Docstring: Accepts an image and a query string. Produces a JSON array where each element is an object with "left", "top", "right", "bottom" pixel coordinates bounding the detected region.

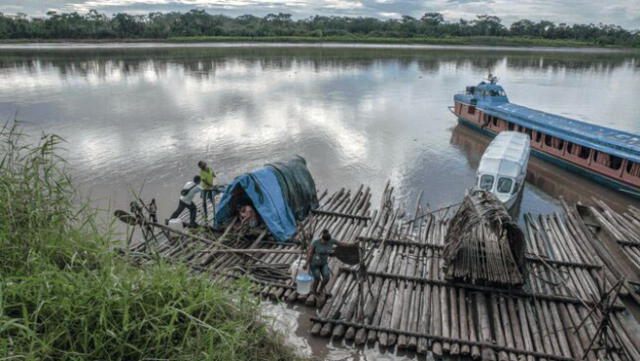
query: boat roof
[
  {"left": 478, "top": 132, "right": 530, "bottom": 178},
  {"left": 454, "top": 81, "right": 640, "bottom": 163},
  {"left": 484, "top": 103, "right": 640, "bottom": 163}
]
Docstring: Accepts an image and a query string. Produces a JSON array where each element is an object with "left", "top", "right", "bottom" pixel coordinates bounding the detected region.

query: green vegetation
[
  {"left": 0, "top": 10, "right": 639, "bottom": 48},
  {"left": 0, "top": 124, "right": 302, "bottom": 360},
  {"left": 167, "top": 35, "right": 600, "bottom": 48}
]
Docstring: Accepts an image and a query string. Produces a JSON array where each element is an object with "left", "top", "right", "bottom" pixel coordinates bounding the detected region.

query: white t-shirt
[{"left": 180, "top": 181, "right": 202, "bottom": 205}]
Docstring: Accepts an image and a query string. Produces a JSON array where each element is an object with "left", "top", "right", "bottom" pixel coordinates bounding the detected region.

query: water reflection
[
  {"left": 0, "top": 47, "right": 637, "bottom": 80},
  {"left": 0, "top": 45, "right": 638, "bottom": 225}
]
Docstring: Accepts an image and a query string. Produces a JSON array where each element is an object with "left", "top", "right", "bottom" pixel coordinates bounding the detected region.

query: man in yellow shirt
[{"left": 198, "top": 160, "right": 217, "bottom": 221}]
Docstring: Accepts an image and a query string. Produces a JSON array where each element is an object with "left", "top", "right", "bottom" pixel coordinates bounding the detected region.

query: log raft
[{"left": 127, "top": 184, "right": 640, "bottom": 361}]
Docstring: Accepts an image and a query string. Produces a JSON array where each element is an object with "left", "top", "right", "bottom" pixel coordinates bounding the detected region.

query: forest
[{"left": 0, "top": 10, "right": 638, "bottom": 47}]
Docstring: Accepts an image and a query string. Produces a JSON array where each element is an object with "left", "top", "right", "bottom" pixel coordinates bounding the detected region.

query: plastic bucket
[
  {"left": 168, "top": 218, "right": 184, "bottom": 232},
  {"left": 295, "top": 273, "right": 314, "bottom": 295}
]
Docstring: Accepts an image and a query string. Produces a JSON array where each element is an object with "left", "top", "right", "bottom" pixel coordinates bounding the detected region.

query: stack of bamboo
[
  {"left": 586, "top": 200, "right": 640, "bottom": 271},
  {"left": 442, "top": 189, "right": 525, "bottom": 286}
]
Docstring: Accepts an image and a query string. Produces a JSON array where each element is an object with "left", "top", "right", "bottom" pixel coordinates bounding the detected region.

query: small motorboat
[{"left": 476, "top": 131, "right": 530, "bottom": 210}]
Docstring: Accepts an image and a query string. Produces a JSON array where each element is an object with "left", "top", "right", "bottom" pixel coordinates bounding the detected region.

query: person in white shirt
[{"left": 168, "top": 175, "right": 202, "bottom": 227}]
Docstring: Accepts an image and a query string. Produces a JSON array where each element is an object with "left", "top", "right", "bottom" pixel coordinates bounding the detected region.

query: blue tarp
[
  {"left": 214, "top": 156, "right": 318, "bottom": 242},
  {"left": 214, "top": 167, "right": 296, "bottom": 242}
]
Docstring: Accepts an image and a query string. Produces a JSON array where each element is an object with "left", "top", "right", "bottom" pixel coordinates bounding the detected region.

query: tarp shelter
[{"left": 214, "top": 156, "right": 319, "bottom": 242}]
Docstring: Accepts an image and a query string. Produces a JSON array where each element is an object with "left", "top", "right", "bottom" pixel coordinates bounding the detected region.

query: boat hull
[{"left": 457, "top": 117, "right": 640, "bottom": 199}]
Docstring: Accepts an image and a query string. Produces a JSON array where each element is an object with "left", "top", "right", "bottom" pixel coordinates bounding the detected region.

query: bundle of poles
[
  {"left": 123, "top": 183, "right": 640, "bottom": 361},
  {"left": 442, "top": 189, "right": 525, "bottom": 286}
]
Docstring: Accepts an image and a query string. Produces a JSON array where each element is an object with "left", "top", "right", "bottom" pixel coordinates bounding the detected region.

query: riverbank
[
  {"left": 0, "top": 125, "right": 304, "bottom": 361},
  {"left": 1, "top": 35, "right": 638, "bottom": 49},
  {"left": 169, "top": 35, "right": 639, "bottom": 48}
]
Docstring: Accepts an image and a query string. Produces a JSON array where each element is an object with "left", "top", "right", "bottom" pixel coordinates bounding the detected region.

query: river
[{"left": 1, "top": 43, "right": 639, "bottom": 359}]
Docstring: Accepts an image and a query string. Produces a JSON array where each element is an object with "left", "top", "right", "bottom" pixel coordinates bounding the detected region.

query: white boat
[{"left": 476, "top": 131, "right": 531, "bottom": 209}]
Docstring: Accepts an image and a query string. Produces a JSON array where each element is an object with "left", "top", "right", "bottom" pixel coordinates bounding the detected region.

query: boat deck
[{"left": 127, "top": 185, "right": 640, "bottom": 361}]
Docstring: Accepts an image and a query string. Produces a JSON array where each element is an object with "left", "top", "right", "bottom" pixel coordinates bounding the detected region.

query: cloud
[
  {"left": 324, "top": 0, "right": 363, "bottom": 9},
  {"left": 1, "top": 0, "right": 639, "bottom": 29},
  {"left": 447, "top": 0, "right": 494, "bottom": 4}
]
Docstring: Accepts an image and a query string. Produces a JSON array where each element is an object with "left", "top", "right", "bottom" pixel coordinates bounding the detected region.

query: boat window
[
  {"left": 554, "top": 138, "right": 564, "bottom": 150},
  {"left": 579, "top": 146, "right": 590, "bottom": 159},
  {"left": 627, "top": 161, "right": 640, "bottom": 177},
  {"left": 544, "top": 134, "right": 553, "bottom": 147},
  {"left": 567, "top": 142, "right": 574, "bottom": 154},
  {"left": 499, "top": 90, "right": 506, "bottom": 97},
  {"left": 525, "top": 128, "right": 533, "bottom": 139},
  {"left": 508, "top": 122, "right": 515, "bottom": 131},
  {"left": 512, "top": 182, "right": 519, "bottom": 195},
  {"left": 468, "top": 106, "right": 476, "bottom": 115},
  {"left": 593, "top": 151, "right": 611, "bottom": 167},
  {"left": 609, "top": 155, "right": 623, "bottom": 170},
  {"left": 479, "top": 175, "right": 494, "bottom": 191},
  {"left": 492, "top": 116, "right": 498, "bottom": 127},
  {"left": 497, "top": 177, "right": 513, "bottom": 193},
  {"left": 489, "top": 90, "right": 499, "bottom": 96},
  {"left": 535, "top": 132, "right": 542, "bottom": 143}
]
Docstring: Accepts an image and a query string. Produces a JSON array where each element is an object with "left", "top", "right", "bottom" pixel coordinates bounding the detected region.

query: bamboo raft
[{"left": 125, "top": 184, "right": 640, "bottom": 361}]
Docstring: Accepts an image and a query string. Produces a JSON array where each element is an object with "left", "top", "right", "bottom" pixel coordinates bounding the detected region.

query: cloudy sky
[{"left": 2, "top": 0, "right": 639, "bottom": 29}]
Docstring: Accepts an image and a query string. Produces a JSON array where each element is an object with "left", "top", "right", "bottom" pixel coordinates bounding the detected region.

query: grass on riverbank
[{"left": 0, "top": 124, "right": 304, "bottom": 361}]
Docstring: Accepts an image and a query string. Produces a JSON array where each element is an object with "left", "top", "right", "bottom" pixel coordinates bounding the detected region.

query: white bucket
[
  {"left": 168, "top": 218, "right": 184, "bottom": 232},
  {"left": 295, "top": 273, "right": 314, "bottom": 295},
  {"left": 289, "top": 258, "right": 305, "bottom": 279}
]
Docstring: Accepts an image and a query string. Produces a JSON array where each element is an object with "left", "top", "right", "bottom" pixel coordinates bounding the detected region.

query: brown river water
[{"left": 1, "top": 43, "right": 639, "bottom": 359}]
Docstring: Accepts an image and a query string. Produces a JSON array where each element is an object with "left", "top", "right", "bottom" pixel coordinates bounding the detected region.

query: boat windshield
[
  {"left": 479, "top": 174, "right": 494, "bottom": 191},
  {"left": 497, "top": 177, "right": 513, "bottom": 193}
]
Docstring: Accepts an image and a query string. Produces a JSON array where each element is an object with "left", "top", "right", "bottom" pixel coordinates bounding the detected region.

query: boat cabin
[
  {"left": 476, "top": 131, "right": 531, "bottom": 209},
  {"left": 459, "top": 75, "right": 510, "bottom": 111}
]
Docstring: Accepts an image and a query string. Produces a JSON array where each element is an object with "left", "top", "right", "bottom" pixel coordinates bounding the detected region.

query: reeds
[{"left": 0, "top": 123, "right": 303, "bottom": 361}]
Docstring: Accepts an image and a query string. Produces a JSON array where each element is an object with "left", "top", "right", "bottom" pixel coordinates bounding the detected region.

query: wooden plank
[
  {"left": 308, "top": 318, "right": 577, "bottom": 361},
  {"left": 338, "top": 268, "right": 625, "bottom": 311},
  {"left": 311, "top": 209, "right": 371, "bottom": 222}
]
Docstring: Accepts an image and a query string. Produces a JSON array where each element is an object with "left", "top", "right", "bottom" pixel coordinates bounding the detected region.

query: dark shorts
[{"left": 310, "top": 263, "right": 330, "bottom": 280}]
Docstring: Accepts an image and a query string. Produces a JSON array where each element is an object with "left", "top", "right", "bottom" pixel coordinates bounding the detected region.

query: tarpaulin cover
[
  {"left": 214, "top": 156, "right": 318, "bottom": 242},
  {"left": 266, "top": 156, "right": 319, "bottom": 221}
]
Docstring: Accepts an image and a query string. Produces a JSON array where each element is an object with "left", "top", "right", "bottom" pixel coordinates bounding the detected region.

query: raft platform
[{"left": 127, "top": 184, "right": 640, "bottom": 361}]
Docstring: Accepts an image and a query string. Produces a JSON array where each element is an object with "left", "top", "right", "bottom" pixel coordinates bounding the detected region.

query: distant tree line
[{"left": 0, "top": 10, "right": 638, "bottom": 46}]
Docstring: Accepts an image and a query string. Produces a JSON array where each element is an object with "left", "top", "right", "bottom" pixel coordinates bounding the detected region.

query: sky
[{"left": 1, "top": 0, "right": 639, "bottom": 29}]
